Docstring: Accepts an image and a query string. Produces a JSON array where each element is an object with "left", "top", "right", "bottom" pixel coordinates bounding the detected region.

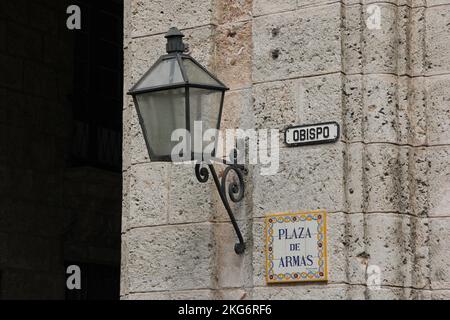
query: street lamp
[{"left": 128, "top": 27, "right": 246, "bottom": 254}]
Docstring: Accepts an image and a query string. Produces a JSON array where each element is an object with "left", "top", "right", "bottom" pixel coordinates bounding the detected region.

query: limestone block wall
[{"left": 122, "top": 0, "right": 450, "bottom": 300}]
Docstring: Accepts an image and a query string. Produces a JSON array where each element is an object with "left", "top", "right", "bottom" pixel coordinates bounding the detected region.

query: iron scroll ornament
[{"left": 195, "top": 162, "right": 246, "bottom": 255}]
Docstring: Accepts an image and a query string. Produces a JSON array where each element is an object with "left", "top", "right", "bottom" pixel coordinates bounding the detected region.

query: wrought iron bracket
[{"left": 195, "top": 160, "right": 246, "bottom": 255}]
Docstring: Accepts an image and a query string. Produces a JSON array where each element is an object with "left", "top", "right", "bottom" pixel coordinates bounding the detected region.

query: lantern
[{"left": 128, "top": 27, "right": 228, "bottom": 162}]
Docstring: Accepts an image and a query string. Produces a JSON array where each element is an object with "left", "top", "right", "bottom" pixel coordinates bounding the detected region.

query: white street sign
[{"left": 285, "top": 122, "right": 340, "bottom": 146}]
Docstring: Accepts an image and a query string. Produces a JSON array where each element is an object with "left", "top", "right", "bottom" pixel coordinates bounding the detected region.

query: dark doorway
[{"left": 0, "top": 0, "right": 123, "bottom": 300}]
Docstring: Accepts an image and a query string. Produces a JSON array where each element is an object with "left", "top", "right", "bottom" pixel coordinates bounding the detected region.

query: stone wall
[{"left": 122, "top": 0, "right": 450, "bottom": 300}]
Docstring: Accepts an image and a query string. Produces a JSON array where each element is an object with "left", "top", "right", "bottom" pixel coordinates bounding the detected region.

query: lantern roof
[{"left": 128, "top": 28, "right": 229, "bottom": 95}]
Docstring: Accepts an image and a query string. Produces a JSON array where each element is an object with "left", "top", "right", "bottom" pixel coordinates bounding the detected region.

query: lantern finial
[{"left": 165, "top": 27, "right": 185, "bottom": 54}]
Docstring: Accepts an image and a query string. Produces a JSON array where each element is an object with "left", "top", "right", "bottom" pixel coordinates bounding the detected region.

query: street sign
[
  {"left": 266, "top": 211, "right": 328, "bottom": 284},
  {"left": 285, "top": 122, "right": 340, "bottom": 147}
]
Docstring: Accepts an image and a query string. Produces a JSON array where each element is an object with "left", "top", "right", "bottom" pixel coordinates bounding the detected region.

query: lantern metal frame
[
  {"left": 128, "top": 27, "right": 229, "bottom": 162},
  {"left": 129, "top": 53, "right": 228, "bottom": 162},
  {"left": 195, "top": 152, "right": 247, "bottom": 255},
  {"left": 127, "top": 27, "right": 246, "bottom": 254}
]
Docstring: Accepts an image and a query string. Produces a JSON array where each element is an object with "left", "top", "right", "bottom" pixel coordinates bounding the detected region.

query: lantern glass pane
[
  {"left": 189, "top": 88, "right": 223, "bottom": 158},
  {"left": 136, "top": 88, "right": 186, "bottom": 158},
  {"left": 134, "top": 58, "right": 183, "bottom": 90},
  {"left": 183, "top": 59, "right": 221, "bottom": 86}
]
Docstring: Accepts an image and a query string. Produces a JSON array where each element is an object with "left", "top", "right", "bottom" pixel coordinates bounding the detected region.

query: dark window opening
[{"left": 69, "top": 0, "right": 123, "bottom": 172}]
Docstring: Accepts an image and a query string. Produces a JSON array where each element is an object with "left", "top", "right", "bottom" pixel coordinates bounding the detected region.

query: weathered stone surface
[
  {"left": 411, "top": 217, "right": 431, "bottom": 289},
  {"left": 252, "top": 284, "right": 365, "bottom": 300},
  {"left": 342, "top": 5, "right": 363, "bottom": 75},
  {"left": 215, "top": 22, "right": 252, "bottom": 90},
  {"left": 399, "top": 77, "right": 427, "bottom": 146},
  {"left": 128, "top": 163, "right": 170, "bottom": 229},
  {"left": 360, "top": 144, "right": 413, "bottom": 214},
  {"left": 342, "top": 4, "right": 425, "bottom": 76},
  {"left": 214, "top": 222, "right": 253, "bottom": 288},
  {"left": 126, "top": 105, "right": 150, "bottom": 165},
  {"left": 253, "top": 0, "right": 297, "bottom": 17},
  {"left": 124, "top": 0, "right": 133, "bottom": 45},
  {"left": 253, "top": 74, "right": 342, "bottom": 132},
  {"left": 122, "top": 175, "right": 131, "bottom": 235},
  {"left": 427, "top": 0, "right": 450, "bottom": 5},
  {"left": 127, "top": 290, "right": 216, "bottom": 300},
  {"left": 344, "top": 213, "right": 368, "bottom": 284},
  {"left": 220, "top": 89, "right": 254, "bottom": 131},
  {"left": 252, "top": 144, "right": 346, "bottom": 218},
  {"left": 343, "top": 75, "right": 428, "bottom": 145},
  {"left": 365, "top": 214, "right": 416, "bottom": 287},
  {"left": 216, "top": 0, "right": 252, "bottom": 24},
  {"left": 332, "top": 213, "right": 366, "bottom": 284},
  {"left": 216, "top": 289, "right": 249, "bottom": 300},
  {"left": 253, "top": 4, "right": 341, "bottom": 82},
  {"left": 250, "top": 220, "right": 266, "bottom": 287},
  {"left": 362, "top": 4, "right": 399, "bottom": 74},
  {"left": 120, "top": 234, "right": 130, "bottom": 297},
  {"left": 430, "top": 218, "right": 450, "bottom": 290},
  {"left": 252, "top": 73, "right": 343, "bottom": 151},
  {"left": 298, "top": 0, "right": 337, "bottom": 7},
  {"left": 127, "top": 224, "right": 215, "bottom": 292},
  {"left": 345, "top": 143, "right": 365, "bottom": 213},
  {"left": 405, "top": 7, "right": 426, "bottom": 76},
  {"left": 122, "top": 100, "right": 133, "bottom": 171},
  {"left": 168, "top": 163, "right": 214, "bottom": 224},
  {"left": 432, "top": 290, "right": 450, "bottom": 300},
  {"left": 410, "top": 148, "right": 430, "bottom": 218},
  {"left": 425, "top": 5, "right": 450, "bottom": 75},
  {"left": 365, "top": 287, "right": 407, "bottom": 300},
  {"left": 252, "top": 79, "right": 298, "bottom": 131},
  {"left": 427, "top": 147, "right": 450, "bottom": 217},
  {"left": 425, "top": 75, "right": 450, "bottom": 145},
  {"left": 361, "top": 75, "right": 401, "bottom": 144},
  {"left": 129, "top": 0, "right": 216, "bottom": 37}
]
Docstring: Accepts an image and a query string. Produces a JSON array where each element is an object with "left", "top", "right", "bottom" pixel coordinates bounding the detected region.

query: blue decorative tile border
[{"left": 265, "top": 211, "right": 328, "bottom": 284}]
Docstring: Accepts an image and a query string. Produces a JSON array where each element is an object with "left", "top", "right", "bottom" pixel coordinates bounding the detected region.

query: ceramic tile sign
[{"left": 265, "top": 211, "right": 328, "bottom": 284}]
